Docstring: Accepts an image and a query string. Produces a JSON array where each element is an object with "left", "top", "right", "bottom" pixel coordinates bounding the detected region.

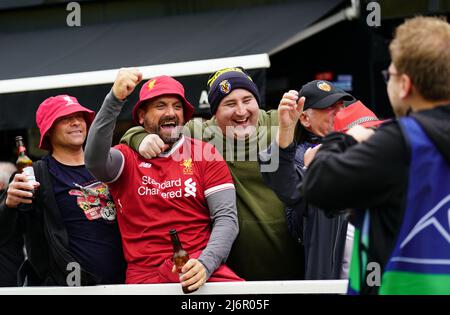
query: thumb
[
  {"left": 162, "top": 144, "right": 170, "bottom": 151},
  {"left": 172, "top": 264, "right": 177, "bottom": 273},
  {"left": 136, "top": 71, "right": 143, "bottom": 83}
]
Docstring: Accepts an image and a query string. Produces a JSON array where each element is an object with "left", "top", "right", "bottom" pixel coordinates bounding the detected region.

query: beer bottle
[
  {"left": 169, "top": 229, "right": 195, "bottom": 294},
  {"left": 15, "top": 136, "right": 38, "bottom": 199}
]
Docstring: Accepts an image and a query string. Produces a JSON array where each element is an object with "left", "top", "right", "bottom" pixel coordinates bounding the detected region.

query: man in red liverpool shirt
[{"left": 85, "top": 68, "right": 243, "bottom": 292}]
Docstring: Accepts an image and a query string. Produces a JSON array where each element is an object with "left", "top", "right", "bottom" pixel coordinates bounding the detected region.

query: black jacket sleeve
[
  {"left": 302, "top": 123, "right": 409, "bottom": 211},
  {"left": 0, "top": 186, "right": 19, "bottom": 245},
  {"left": 259, "top": 141, "right": 304, "bottom": 207}
]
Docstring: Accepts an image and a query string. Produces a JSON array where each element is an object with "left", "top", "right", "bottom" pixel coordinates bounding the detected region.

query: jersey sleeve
[
  {"left": 107, "top": 143, "right": 129, "bottom": 184},
  {"left": 201, "top": 143, "right": 235, "bottom": 198}
]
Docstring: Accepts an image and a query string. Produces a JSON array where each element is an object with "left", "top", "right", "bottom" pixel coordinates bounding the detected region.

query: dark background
[{"left": 1, "top": 0, "right": 449, "bottom": 162}]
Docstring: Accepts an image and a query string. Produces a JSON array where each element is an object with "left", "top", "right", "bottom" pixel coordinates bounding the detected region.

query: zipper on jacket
[{"left": 332, "top": 216, "right": 341, "bottom": 273}]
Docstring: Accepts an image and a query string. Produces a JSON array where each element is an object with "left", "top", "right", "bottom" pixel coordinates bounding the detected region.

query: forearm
[
  {"left": 85, "top": 90, "right": 125, "bottom": 182},
  {"left": 303, "top": 127, "right": 405, "bottom": 210},
  {"left": 120, "top": 126, "right": 148, "bottom": 152},
  {"left": 259, "top": 141, "right": 304, "bottom": 206},
  {"left": 277, "top": 127, "right": 296, "bottom": 149},
  {"left": 198, "top": 189, "right": 238, "bottom": 279}
]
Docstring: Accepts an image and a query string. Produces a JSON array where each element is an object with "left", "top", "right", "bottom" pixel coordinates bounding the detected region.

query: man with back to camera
[{"left": 303, "top": 16, "right": 450, "bottom": 294}]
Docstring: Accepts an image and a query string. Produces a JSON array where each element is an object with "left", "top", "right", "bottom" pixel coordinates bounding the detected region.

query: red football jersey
[{"left": 108, "top": 136, "right": 235, "bottom": 281}]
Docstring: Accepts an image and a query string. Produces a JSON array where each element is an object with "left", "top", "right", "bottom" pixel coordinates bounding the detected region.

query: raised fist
[{"left": 112, "top": 68, "right": 143, "bottom": 101}]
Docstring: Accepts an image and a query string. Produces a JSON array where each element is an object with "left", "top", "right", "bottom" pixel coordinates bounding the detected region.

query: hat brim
[
  {"left": 360, "top": 119, "right": 385, "bottom": 129},
  {"left": 306, "top": 93, "right": 354, "bottom": 110},
  {"left": 338, "top": 119, "right": 387, "bottom": 133},
  {"left": 132, "top": 92, "right": 194, "bottom": 125}
]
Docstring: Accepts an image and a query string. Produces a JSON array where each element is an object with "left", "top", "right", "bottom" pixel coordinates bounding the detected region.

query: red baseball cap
[
  {"left": 334, "top": 101, "right": 384, "bottom": 133},
  {"left": 132, "top": 75, "right": 194, "bottom": 124},
  {"left": 36, "top": 95, "right": 95, "bottom": 150}
]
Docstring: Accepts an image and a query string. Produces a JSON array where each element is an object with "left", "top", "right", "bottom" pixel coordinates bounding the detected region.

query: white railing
[{"left": 0, "top": 280, "right": 348, "bottom": 295}]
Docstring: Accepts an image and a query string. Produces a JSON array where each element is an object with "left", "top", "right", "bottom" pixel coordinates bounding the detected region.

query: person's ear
[
  {"left": 399, "top": 74, "right": 412, "bottom": 99},
  {"left": 299, "top": 112, "right": 311, "bottom": 128},
  {"left": 138, "top": 109, "right": 145, "bottom": 125}
]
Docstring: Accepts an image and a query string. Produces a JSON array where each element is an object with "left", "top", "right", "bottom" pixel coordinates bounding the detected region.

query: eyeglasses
[{"left": 381, "top": 69, "right": 400, "bottom": 83}]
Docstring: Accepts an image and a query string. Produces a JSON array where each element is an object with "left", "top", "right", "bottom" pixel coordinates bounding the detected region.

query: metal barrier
[{"left": 0, "top": 280, "right": 348, "bottom": 295}]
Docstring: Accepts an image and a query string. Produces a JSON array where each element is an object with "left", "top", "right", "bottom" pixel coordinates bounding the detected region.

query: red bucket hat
[
  {"left": 334, "top": 101, "right": 384, "bottom": 133},
  {"left": 36, "top": 95, "right": 95, "bottom": 150},
  {"left": 132, "top": 75, "right": 194, "bottom": 124}
]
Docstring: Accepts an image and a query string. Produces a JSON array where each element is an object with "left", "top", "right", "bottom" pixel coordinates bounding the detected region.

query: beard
[{"left": 144, "top": 116, "right": 183, "bottom": 146}]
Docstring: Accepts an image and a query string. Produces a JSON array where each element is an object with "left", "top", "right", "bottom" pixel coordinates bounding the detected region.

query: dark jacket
[
  {"left": 0, "top": 189, "right": 24, "bottom": 287},
  {"left": 0, "top": 158, "right": 102, "bottom": 286},
  {"left": 302, "top": 104, "right": 450, "bottom": 294},
  {"left": 260, "top": 139, "right": 348, "bottom": 280}
]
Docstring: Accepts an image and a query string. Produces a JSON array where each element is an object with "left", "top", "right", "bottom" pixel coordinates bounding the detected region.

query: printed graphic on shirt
[
  {"left": 184, "top": 178, "right": 196, "bottom": 197},
  {"left": 69, "top": 181, "right": 117, "bottom": 221},
  {"left": 138, "top": 176, "right": 197, "bottom": 199},
  {"left": 138, "top": 162, "right": 152, "bottom": 168},
  {"left": 180, "top": 158, "right": 193, "bottom": 175},
  {"left": 391, "top": 194, "right": 450, "bottom": 268}
]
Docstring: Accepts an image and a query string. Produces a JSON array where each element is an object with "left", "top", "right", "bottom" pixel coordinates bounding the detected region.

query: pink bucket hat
[
  {"left": 36, "top": 95, "right": 95, "bottom": 150},
  {"left": 132, "top": 75, "right": 194, "bottom": 124}
]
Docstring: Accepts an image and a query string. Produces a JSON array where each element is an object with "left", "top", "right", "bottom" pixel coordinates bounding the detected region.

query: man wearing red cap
[
  {"left": 85, "top": 68, "right": 243, "bottom": 291},
  {"left": 333, "top": 101, "right": 384, "bottom": 133},
  {"left": 0, "top": 95, "right": 126, "bottom": 286}
]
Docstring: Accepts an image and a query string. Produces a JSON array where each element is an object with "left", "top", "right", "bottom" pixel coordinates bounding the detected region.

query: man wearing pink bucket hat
[
  {"left": 85, "top": 68, "right": 243, "bottom": 291},
  {"left": 0, "top": 95, "right": 126, "bottom": 286},
  {"left": 35, "top": 95, "right": 95, "bottom": 151}
]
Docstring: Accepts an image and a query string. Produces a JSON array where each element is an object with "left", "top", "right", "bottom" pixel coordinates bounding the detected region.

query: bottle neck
[
  {"left": 170, "top": 233, "right": 183, "bottom": 252},
  {"left": 18, "top": 145, "right": 27, "bottom": 157}
]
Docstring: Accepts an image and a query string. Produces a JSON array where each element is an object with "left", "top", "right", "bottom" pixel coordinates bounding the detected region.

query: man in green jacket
[{"left": 120, "top": 67, "right": 304, "bottom": 280}]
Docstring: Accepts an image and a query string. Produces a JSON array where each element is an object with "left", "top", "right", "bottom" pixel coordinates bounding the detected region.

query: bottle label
[{"left": 22, "top": 166, "right": 38, "bottom": 185}]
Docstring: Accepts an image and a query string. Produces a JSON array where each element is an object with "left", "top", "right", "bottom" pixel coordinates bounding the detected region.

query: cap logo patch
[
  {"left": 317, "top": 81, "right": 331, "bottom": 92},
  {"left": 63, "top": 96, "right": 76, "bottom": 106},
  {"left": 148, "top": 79, "right": 156, "bottom": 90},
  {"left": 207, "top": 67, "right": 253, "bottom": 87},
  {"left": 219, "top": 80, "right": 231, "bottom": 94}
]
